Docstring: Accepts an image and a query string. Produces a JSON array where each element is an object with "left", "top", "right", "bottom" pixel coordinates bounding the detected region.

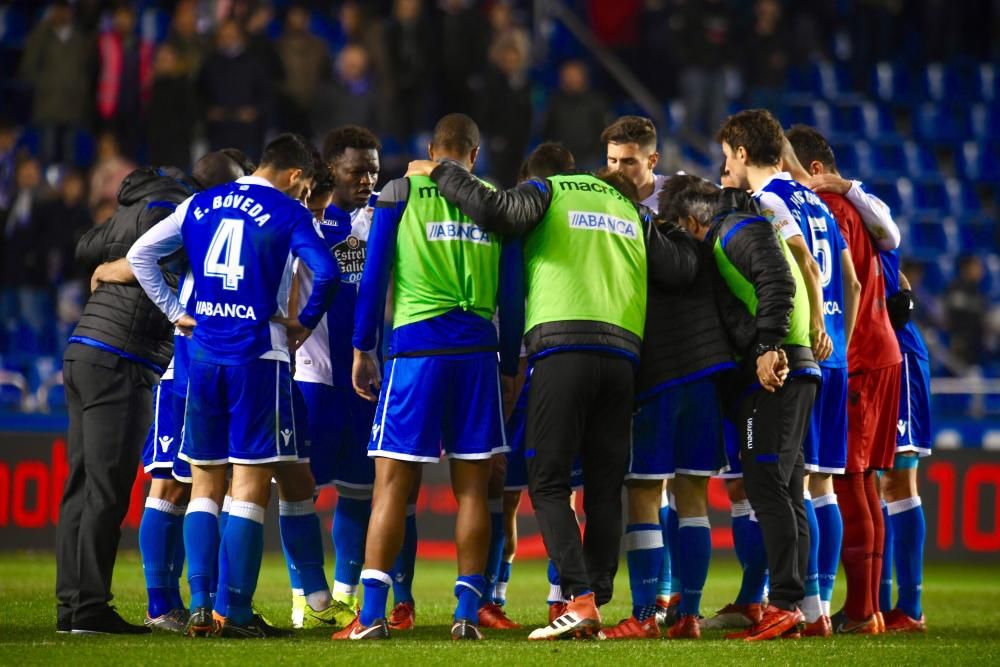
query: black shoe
[
  {"left": 217, "top": 613, "right": 293, "bottom": 639},
  {"left": 71, "top": 607, "right": 152, "bottom": 635},
  {"left": 185, "top": 607, "right": 217, "bottom": 637},
  {"left": 57, "top": 617, "right": 72, "bottom": 633},
  {"left": 451, "top": 620, "right": 484, "bottom": 640}
]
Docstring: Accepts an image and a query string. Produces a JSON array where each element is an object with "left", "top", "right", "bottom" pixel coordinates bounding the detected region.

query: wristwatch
[{"left": 753, "top": 343, "right": 781, "bottom": 359}]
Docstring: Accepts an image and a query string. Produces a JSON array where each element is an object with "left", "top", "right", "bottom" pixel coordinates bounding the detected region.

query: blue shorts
[
  {"left": 298, "top": 381, "right": 376, "bottom": 490},
  {"left": 897, "top": 352, "right": 932, "bottom": 457},
  {"left": 804, "top": 366, "right": 848, "bottom": 474},
  {"left": 717, "top": 418, "right": 742, "bottom": 479},
  {"left": 629, "top": 377, "right": 727, "bottom": 480},
  {"left": 369, "top": 353, "right": 508, "bottom": 463},
  {"left": 141, "top": 379, "right": 192, "bottom": 483},
  {"left": 504, "top": 379, "right": 582, "bottom": 491},
  {"left": 180, "top": 358, "right": 299, "bottom": 466}
]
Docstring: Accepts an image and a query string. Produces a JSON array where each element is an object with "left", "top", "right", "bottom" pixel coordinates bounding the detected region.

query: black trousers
[
  {"left": 56, "top": 346, "right": 157, "bottom": 624},
  {"left": 737, "top": 376, "right": 817, "bottom": 610},
  {"left": 525, "top": 352, "right": 634, "bottom": 606}
]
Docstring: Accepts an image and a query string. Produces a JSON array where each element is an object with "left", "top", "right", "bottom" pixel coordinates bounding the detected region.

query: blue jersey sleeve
[
  {"left": 353, "top": 192, "right": 404, "bottom": 351},
  {"left": 497, "top": 238, "right": 525, "bottom": 376},
  {"left": 291, "top": 214, "right": 340, "bottom": 330}
]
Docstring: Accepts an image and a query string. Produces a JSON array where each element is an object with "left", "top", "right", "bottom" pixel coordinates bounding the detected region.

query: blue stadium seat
[
  {"left": 903, "top": 140, "right": 939, "bottom": 178},
  {"left": 955, "top": 141, "right": 1000, "bottom": 183},
  {"left": 780, "top": 101, "right": 831, "bottom": 135},
  {"left": 865, "top": 178, "right": 909, "bottom": 215},
  {"left": 871, "top": 61, "right": 915, "bottom": 103},
  {"left": 36, "top": 370, "right": 65, "bottom": 413},
  {"left": 829, "top": 102, "right": 866, "bottom": 140},
  {"left": 920, "top": 62, "right": 974, "bottom": 103},
  {"left": 920, "top": 257, "right": 953, "bottom": 293},
  {"left": 971, "top": 103, "right": 1000, "bottom": 141},
  {"left": 980, "top": 253, "right": 1000, "bottom": 300},
  {"left": 869, "top": 141, "right": 908, "bottom": 179},
  {"left": 915, "top": 103, "right": 973, "bottom": 144},
  {"left": 956, "top": 215, "right": 997, "bottom": 254},
  {"left": 831, "top": 141, "right": 865, "bottom": 177},
  {"left": 946, "top": 178, "right": 982, "bottom": 216},
  {"left": 979, "top": 63, "right": 997, "bottom": 102},
  {"left": 911, "top": 179, "right": 950, "bottom": 215},
  {"left": 907, "top": 215, "right": 958, "bottom": 258},
  {"left": 789, "top": 62, "right": 853, "bottom": 99},
  {"left": 0, "top": 370, "right": 28, "bottom": 411}
]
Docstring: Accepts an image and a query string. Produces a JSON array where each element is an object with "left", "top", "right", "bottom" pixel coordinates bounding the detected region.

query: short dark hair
[
  {"left": 785, "top": 124, "right": 837, "bottom": 173},
  {"left": 524, "top": 142, "right": 575, "bottom": 179},
  {"left": 259, "top": 133, "right": 316, "bottom": 178},
  {"left": 219, "top": 148, "right": 256, "bottom": 175},
  {"left": 321, "top": 125, "right": 381, "bottom": 163},
  {"left": 596, "top": 168, "right": 640, "bottom": 203},
  {"left": 432, "top": 113, "right": 480, "bottom": 155},
  {"left": 600, "top": 115, "right": 657, "bottom": 152},
  {"left": 659, "top": 174, "right": 720, "bottom": 227},
  {"left": 192, "top": 151, "right": 245, "bottom": 189},
  {"left": 311, "top": 162, "right": 334, "bottom": 198},
  {"left": 715, "top": 109, "right": 784, "bottom": 167}
]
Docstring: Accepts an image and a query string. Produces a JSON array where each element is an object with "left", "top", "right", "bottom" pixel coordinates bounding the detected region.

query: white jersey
[
  {"left": 641, "top": 173, "right": 670, "bottom": 214},
  {"left": 294, "top": 201, "right": 374, "bottom": 386}
]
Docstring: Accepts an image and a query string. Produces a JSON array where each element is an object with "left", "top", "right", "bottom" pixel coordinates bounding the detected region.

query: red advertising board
[{"left": 1, "top": 433, "right": 997, "bottom": 560}]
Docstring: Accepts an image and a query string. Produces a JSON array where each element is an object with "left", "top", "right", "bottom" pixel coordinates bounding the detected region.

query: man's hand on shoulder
[
  {"left": 405, "top": 160, "right": 438, "bottom": 178},
  {"left": 807, "top": 173, "right": 851, "bottom": 195}
]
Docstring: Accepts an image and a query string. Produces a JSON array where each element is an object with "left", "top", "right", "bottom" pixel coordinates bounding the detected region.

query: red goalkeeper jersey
[{"left": 820, "top": 191, "right": 901, "bottom": 374}]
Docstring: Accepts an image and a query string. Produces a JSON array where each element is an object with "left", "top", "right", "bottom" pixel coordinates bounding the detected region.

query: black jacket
[
  {"left": 637, "top": 232, "right": 736, "bottom": 398},
  {"left": 71, "top": 167, "right": 198, "bottom": 372},
  {"left": 706, "top": 188, "right": 818, "bottom": 382},
  {"left": 431, "top": 161, "right": 699, "bottom": 360}
]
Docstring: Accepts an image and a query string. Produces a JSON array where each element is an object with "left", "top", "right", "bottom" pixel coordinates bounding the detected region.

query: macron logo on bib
[
  {"left": 426, "top": 222, "right": 492, "bottom": 245},
  {"left": 568, "top": 211, "right": 638, "bottom": 240}
]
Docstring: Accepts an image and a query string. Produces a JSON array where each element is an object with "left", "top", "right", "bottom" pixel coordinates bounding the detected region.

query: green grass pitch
[{"left": 1, "top": 552, "right": 997, "bottom": 665}]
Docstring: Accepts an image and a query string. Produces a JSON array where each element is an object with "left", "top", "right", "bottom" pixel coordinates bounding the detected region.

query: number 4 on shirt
[{"left": 204, "top": 218, "right": 246, "bottom": 290}]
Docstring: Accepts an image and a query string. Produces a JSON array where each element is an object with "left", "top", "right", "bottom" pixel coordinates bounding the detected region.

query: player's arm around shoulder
[
  {"left": 127, "top": 196, "right": 193, "bottom": 329},
  {"left": 646, "top": 217, "right": 700, "bottom": 290},
  {"left": 428, "top": 160, "right": 550, "bottom": 235}
]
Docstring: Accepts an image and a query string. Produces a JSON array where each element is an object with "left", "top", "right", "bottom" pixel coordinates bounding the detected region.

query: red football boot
[
  {"left": 388, "top": 601, "right": 415, "bottom": 631},
  {"left": 477, "top": 602, "right": 521, "bottom": 629},
  {"left": 667, "top": 614, "right": 701, "bottom": 639},
  {"left": 883, "top": 608, "right": 927, "bottom": 633},
  {"left": 599, "top": 615, "right": 660, "bottom": 640}
]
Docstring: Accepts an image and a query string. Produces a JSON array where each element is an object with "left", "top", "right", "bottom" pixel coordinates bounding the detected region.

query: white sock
[
  {"left": 801, "top": 594, "right": 822, "bottom": 623},
  {"left": 306, "top": 589, "right": 332, "bottom": 611}
]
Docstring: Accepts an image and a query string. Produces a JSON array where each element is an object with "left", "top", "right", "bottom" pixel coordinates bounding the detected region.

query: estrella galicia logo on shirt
[
  {"left": 425, "top": 222, "right": 492, "bottom": 245},
  {"left": 333, "top": 235, "right": 366, "bottom": 284},
  {"left": 568, "top": 211, "right": 638, "bottom": 240}
]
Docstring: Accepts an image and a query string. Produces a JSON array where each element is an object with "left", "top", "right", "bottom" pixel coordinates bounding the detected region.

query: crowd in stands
[{"left": 0, "top": 0, "right": 998, "bottom": 414}]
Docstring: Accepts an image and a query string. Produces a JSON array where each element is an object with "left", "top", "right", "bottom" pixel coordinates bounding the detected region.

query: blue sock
[
  {"left": 880, "top": 501, "right": 894, "bottom": 614},
  {"left": 359, "top": 569, "right": 392, "bottom": 626},
  {"left": 678, "top": 517, "right": 712, "bottom": 617},
  {"left": 279, "top": 499, "right": 328, "bottom": 597},
  {"left": 391, "top": 509, "right": 417, "bottom": 605},
  {"left": 547, "top": 559, "right": 562, "bottom": 603},
  {"left": 184, "top": 498, "right": 220, "bottom": 612},
  {"left": 168, "top": 509, "right": 186, "bottom": 610},
  {"left": 625, "top": 523, "right": 662, "bottom": 621},
  {"left": 666, "top": 504, "right": 681, "bottom": 597},
  {"left": 494, "top": 560, "right": 512, "bottom": 605},
  {"left": 455, "top": 574, "right": 486, "bottom": 623},
  {"left": 215, "top": 500, "right": 229, "bottom": 616},
  {"left": 332, "top": 496, "right": 370, "bottom": 593},
  {"left": 223, "top": 501, "right": 265, "bottom": 625},
  {"left": 802, "top": 497, "right": 822, "bottom": 621},
  {"left": 813, "top": 494, "right": 843, "bottom": 612},
  {"left": 890, "top": 497, "right": 925, "bottom": 619},
  {"left": 140, "top": 499, "right": 183, "bottom": 617},
  {"left": 734, "top": 513, "right": 768, "bottom": 605},
  {"left": 657, "top": 499, "right": 673, "bottom": 598},
  {"left": 481, "top": 502, "right": 505, "bottom": 609}
]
